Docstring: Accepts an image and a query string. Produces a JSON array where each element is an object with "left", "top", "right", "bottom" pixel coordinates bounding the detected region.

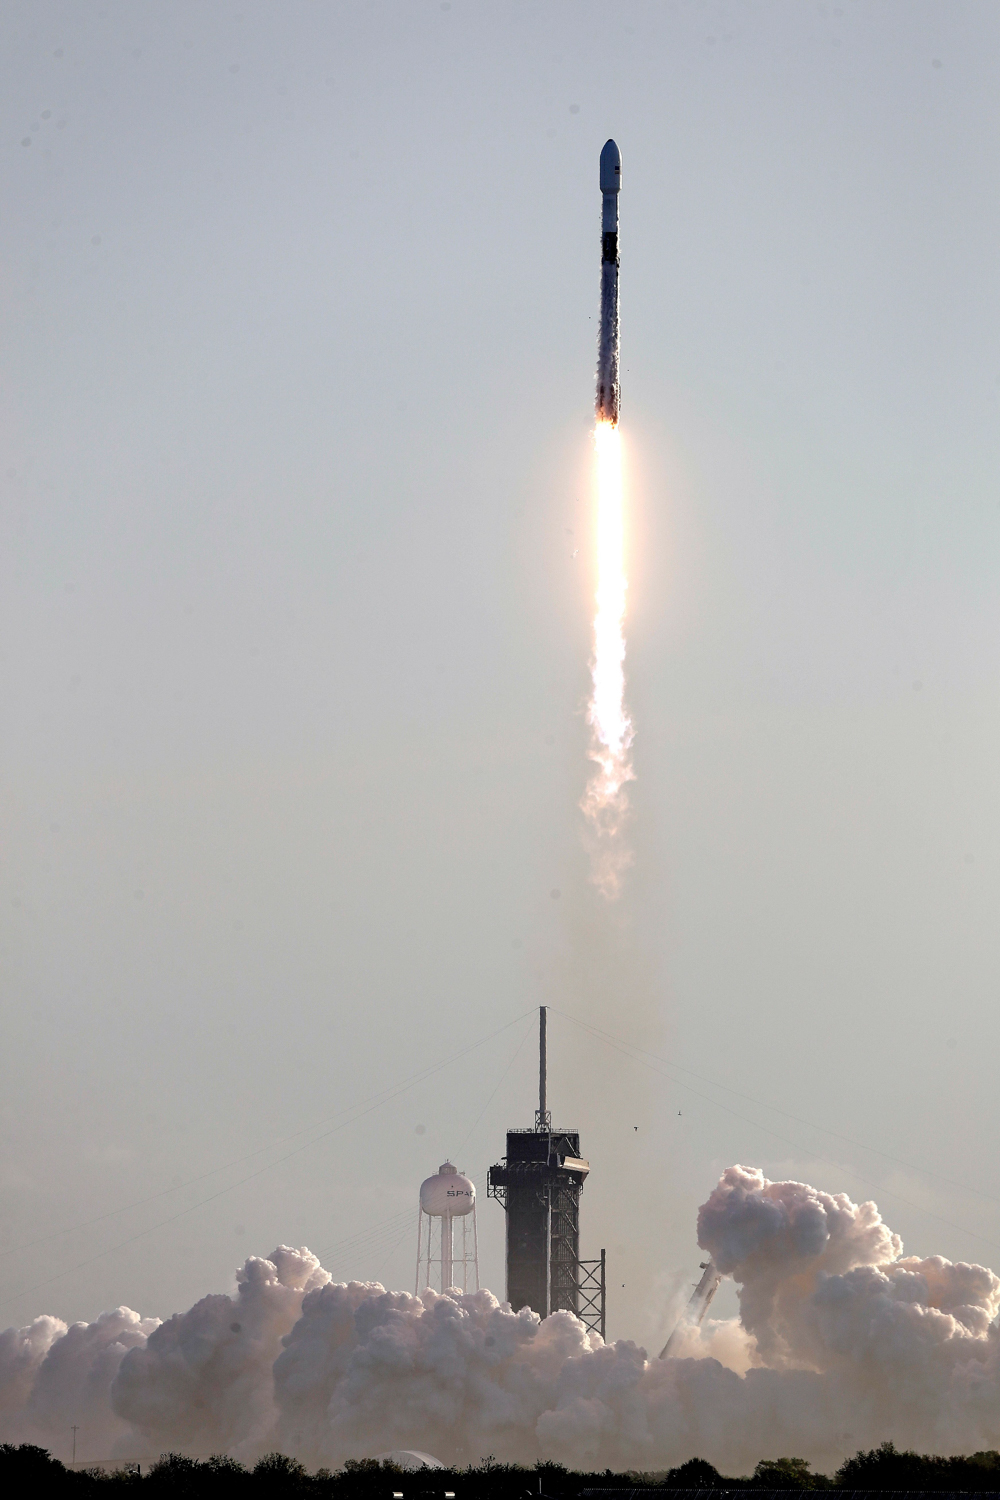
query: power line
[
  {"left": 553, "top": 1007, "right": 1000, "bottom": 1258},
  {"left": 453, "top": 1014, "right": 535, "bottom": 1158},
  {"left": 551, "top": 1008, "right": 1000, "bottom": 1211},
  {"left": 316, "top": 1155, "right": 494, "bottom": 1279},
  {"left": 312, "top": 1207, "right": 414, "bottom": 1266},
  {"left": 372, "top": 1221, "right": 420, "bottom": 1285},
  {"left": 2, "top": 1010, "right": 534, "bottom": 1266},
  {"left": 0, "top": 1013, "right": 535, "bottom": 1316}
]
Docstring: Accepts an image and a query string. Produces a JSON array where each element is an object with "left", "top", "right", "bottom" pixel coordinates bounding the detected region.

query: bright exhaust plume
[{"left": 581, "top": 420, "right": 634, "bottom": 897}]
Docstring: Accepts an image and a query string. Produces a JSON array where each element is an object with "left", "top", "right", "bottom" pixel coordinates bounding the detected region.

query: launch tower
[{"left": 487, "top": 1009, "right": 605, "bottom": 1336}]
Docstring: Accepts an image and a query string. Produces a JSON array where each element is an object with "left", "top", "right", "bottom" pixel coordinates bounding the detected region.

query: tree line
[{"left": 5, "top": 1441, "right": 1000, "bottom": 1496}]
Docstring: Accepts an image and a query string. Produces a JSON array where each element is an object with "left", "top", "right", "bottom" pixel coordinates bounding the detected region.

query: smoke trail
[
  {"left": 581, "top": 420, "right": 634, "bottom": 898},
  {"left": 5, "top": 1168, "right": 1000, "bottom": 1471}
]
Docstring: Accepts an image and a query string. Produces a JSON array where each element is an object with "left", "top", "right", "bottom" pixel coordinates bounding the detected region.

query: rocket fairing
[{"left": 596, "top": 138, "right": 622, "bottom": 427}]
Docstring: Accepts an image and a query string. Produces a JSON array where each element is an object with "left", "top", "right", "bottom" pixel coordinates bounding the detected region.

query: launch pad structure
[{"left": 488, "top": 1008, "right": 606, "bottom": 1338}]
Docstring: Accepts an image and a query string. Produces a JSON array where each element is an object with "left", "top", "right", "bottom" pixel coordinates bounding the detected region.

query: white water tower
[{"left": 415, "top": 1161, "right": 479, "bottom": 1294}]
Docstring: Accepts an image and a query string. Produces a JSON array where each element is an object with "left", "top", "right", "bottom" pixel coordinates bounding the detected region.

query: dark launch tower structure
[{"left": 488, "top": 1009, "right": 606, "bottom": 1337}]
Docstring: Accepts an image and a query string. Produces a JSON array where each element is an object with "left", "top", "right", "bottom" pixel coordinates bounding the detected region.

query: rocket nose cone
[{"left": 600, "top": 138, "right": 622, "bottom": 193}]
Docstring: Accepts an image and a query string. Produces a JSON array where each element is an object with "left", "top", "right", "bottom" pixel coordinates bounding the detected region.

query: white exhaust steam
[{"left": 3, "top": 1165, "right": 1000, "bottom": 1472}]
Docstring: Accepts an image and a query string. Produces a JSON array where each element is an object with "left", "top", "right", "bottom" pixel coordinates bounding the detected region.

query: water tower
[{"left": 415, "top": 1161, "right": 479, "bottom": 1294}]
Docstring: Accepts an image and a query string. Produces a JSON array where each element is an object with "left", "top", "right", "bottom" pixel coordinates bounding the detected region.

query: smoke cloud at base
[{"left": 4, "top": 1166, "right": 1000, "bottom": 1473}]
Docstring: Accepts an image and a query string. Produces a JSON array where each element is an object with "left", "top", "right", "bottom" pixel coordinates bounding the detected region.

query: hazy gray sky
[{"left": 4, "top": 0, "right": 1000, "bottom": 1349}]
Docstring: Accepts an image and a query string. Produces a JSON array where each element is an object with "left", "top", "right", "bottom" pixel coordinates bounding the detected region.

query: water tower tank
[
  {"left": 419, "top": 1162, "right": 475, "bottom": 1217},
  {"left": 415, "top": 1162, "right": 479, "bottom": 1294}
]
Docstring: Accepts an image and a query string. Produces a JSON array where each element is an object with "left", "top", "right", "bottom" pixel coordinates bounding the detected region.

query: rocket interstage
[{"left": 596, "top": 138, "right": 621, "bottom": 426}]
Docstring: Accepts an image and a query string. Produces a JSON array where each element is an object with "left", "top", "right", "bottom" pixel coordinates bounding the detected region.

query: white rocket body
[{"left": 596, "top": 138, "right": 622, "bottom": 426}]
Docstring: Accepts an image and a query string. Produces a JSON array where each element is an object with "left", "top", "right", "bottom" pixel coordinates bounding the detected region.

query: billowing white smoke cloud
[
  {"left": 30, "top": 1307, "right": 161, "bottom": 1455},
  {"left": 0, "top": 1308, "right": 158, "bottom": 1457},
  {"left": 112, "top": 1246, "right": 330, "bottom": 1461},
  {"left": 271, "top": 1283, "right": 612, "bottom": 1468},
  {"left": 670, "top": 1166, "right": 1000, "bottom": 1467},
  {"left": 0, "top": 1316, "right": 67, "bottom": 1439},
  {"left": 4, "top": 1168, "right": 1000, "bottom": 1473}
]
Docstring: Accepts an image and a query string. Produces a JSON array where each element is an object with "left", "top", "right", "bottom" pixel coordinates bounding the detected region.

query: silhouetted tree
[
  {"left": 146, "top": 1452, "right": 207, "bottom": 1495},
  {"left": 0, "top": 1442, "right": 67, "bottom": 1483},
  {"left": 752, "top": 1457, "right": 815, "bottom": 1489},
  {"left": 250, "top": 1452, "right": 310, "bottom": 1496},
  {"left": 664, "top": 1457, "right": 725, "bottom": 1488},
  {"left": 8, "top": 1437, "right": 1000, "bottom": 1497}
]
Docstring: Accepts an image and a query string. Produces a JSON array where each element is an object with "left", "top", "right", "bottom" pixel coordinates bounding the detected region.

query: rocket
[{"left": 596, "top": 138, "right": 622, "bottom": 426}]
